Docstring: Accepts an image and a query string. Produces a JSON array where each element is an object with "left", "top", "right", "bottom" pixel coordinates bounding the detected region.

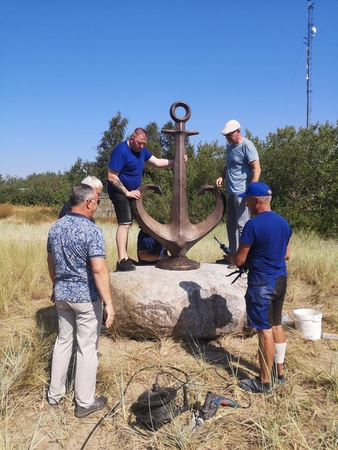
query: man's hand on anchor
[
  {"left": 168, "top": 154, "right": 188, "bottom": 167},
  {"left": 127, "top": 189, "right": 141, "bottom": 199}
]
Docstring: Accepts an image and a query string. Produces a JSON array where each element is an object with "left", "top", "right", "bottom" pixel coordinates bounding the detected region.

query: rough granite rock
[{"left": 110, "top": 263, "right": 247, "bottom": 339}]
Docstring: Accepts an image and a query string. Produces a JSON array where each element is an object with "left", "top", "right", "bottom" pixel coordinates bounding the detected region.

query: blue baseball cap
[{"left": 238, "top": 182, "right": 272, "bottom": 197}]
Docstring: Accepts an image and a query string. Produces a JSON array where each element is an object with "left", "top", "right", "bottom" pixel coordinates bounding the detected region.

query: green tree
[
  {"left": 24, "top": 172, "right": 71, "bottom": 206},
  {"left": 141, "top": 121, "right": 174, "bottom": 220},
  {"left": 159, "top": 120, "right": 195, "bottom": 160},
  {"left": 95, "top": 112, "right": 129, "bottom": 187},
  {"left": 260, "top": 122, "right": 338, "bottom": 236},
  {"left": 186, "top": 141, "right": 226, "bottom": 223},
  {"left": 65, "top": 157, "right": 91, "bottom": 186},
  {"left": 0, "top": 175, "right": 27, "bottom": 205},
  {"left": 160, "top": 121, "right": 176, "bottom": 160},
  {"left": 2, "top": 114, "right": 336, "bottom": 238},
  {"left": 0, "top": 172, "right": 70, "bottom": 207}
]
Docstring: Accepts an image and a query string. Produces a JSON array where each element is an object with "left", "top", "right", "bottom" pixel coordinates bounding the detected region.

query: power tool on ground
[{"left": 189, "top": 391, "right": 240, "bottom": 435}]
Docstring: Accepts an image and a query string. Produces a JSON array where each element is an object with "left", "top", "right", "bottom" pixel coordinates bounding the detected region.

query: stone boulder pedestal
[{"left": 110, "top": 263, "right": 247, "bottom": 339}]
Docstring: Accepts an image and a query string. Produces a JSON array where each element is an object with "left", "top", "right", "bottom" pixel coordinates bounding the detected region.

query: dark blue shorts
[
  {"left": 108, "top": 190, "right": 133, "bottom": 225},
  {"left": 245, "top": 276, "right": 287, "bottom": 330}
]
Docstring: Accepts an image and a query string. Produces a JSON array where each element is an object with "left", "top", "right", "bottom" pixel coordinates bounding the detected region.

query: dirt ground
[{"left": 3, "top": 297, "right": 338, "bottom": 450}]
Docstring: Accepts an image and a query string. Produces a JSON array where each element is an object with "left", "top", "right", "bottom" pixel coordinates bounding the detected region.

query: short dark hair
[
  {"left": 69, "top": 184, "right": 94, "bottom": 206},
  {"left": 131, "top": 128, "right": 147, "bottom": 139}
]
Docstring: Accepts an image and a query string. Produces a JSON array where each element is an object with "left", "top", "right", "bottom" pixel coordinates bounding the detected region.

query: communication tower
[{"left": 304, "top": 1, "right": 316, "bottom": 128}]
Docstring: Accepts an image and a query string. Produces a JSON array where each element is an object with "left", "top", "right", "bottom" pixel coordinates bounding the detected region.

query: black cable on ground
[
  {"left": 80, "top": 365, "right": 190, "bottom": 449},
  {"left": 79, "top": 363, "right": 252, "bottom": 448}
]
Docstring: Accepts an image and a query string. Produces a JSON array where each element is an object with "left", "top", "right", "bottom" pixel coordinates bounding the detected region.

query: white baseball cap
[{"left": 221, "top": 120, "right": 241, "bottom": 136}]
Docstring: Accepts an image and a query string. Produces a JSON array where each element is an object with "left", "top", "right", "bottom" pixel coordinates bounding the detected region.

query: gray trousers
[
  {"left": 48, "top": 300, "right": 103, "bottom": 408},
  {"left": 226, "top": 195, "right": 251, "bottom": 253}
]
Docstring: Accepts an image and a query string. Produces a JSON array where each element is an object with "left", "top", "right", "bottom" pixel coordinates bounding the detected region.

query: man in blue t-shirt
[
  {"left": 108, "top": 127, "right": 186, "bottom": 272},
  {"left": 216, "top": 120, "right": 261, "bottom": 263},
  {"left": 226, "top": 182, "right": 292, "bottom": 394}
]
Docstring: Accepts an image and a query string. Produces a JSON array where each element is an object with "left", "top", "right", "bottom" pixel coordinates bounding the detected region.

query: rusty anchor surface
[{"left": 132, "top": 101, "right": 226, "bottom": 270}]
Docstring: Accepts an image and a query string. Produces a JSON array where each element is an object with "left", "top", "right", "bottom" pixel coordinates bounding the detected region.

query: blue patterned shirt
[{"left": 47, "top": 213, "right": 106, "bottom": 302}]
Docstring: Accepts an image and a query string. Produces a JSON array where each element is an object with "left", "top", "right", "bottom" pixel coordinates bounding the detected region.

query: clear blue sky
[{"left": 1, "top": 0, "right": 337, "bottom": 178}]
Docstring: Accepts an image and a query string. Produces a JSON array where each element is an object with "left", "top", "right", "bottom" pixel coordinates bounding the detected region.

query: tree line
[{"left": 0, "top": 114, "right": 337, "bottom": 238}]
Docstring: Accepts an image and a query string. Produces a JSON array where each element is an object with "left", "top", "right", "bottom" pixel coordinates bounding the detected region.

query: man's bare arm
[
  {"left": 250, "top": 159, "right": 261, "bottom": 183},
  {"left": 216, "top": 166, "right": 226, "bottom": 187},
  {"left": 138, "top": 249, "right": 160, "bottom": 262},
  {"left": 146, "top": 154, "right": 187, "bottom": 168},
  {"left": 284, "top": 240, "right": 291, "bottom": 261},
  {"left": 107, "top": 169, "right": 141, "bottom": 199},
  {"left": 226, "top": 242, "right": 251, "bottom": 267},
  {"left": 107, "top": 169, "right": 128, "bottom": 194},
  {"left": 47, "top": 252, "right": 55, "bottom": 285},
  {"left": 90, "top": 257, "right": 115, "bottom": 328},
  {"left": 47, "top": 252, "right": 56, "bottom": 303}
]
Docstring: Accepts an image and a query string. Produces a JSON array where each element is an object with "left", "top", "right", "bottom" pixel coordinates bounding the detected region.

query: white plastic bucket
[{"left": 293, "top": 309, "right": 322, "bottom": 340}]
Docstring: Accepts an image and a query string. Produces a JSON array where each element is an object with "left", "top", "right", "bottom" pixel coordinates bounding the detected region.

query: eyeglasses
[
  {"left": 88, "top": 197, "right": 100, "bottom": 205},
  {"left": 225, "top": 129, "right": 238, "bottom": 137}
]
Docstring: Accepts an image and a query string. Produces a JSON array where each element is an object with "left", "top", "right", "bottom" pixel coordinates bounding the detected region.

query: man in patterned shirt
[{"left": 47, "top": 183, "right": 115, "bottom": 418}]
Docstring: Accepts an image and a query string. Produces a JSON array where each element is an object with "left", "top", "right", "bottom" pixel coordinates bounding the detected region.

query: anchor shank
[
  {"left": 172, "top": 131, "right": 188, "bottom": 227},
  {"left": 132, "top": 101, "right": 225, "bottom": 270}
]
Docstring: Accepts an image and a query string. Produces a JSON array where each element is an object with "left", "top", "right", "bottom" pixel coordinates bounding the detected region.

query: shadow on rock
[
  {"left": 172, "top": 281, "right": 232, "bottom": 339},
  {"left": 173, "top": 281, "right": 258, "bottom": 380}
]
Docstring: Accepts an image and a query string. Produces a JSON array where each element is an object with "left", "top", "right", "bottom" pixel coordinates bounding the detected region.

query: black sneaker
[
  {"left": 75, "top": 396, "right": 107, "bottom": 418},
  {"left": 274, "top": 375, "right": 286, "bottom": 385},
  {"left": 127, "top": 258, "right": 138, "bottom": 265},
  {"left": 272, "top": 366, "right": 286, "bottom": 385},
  {"left": 239, "top": 376, "right": 272, "bottom": 394},
  {"left": 116, "top": 258, "right": 136, "bottom": 272}
]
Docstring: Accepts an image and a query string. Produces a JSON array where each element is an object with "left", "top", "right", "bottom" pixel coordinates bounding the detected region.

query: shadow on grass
[
  {"left": 35, "top": 305, "right": 58, "bottom": 338},
  {"left": 35, "top": 305, "right": 76, "bottom": 392},
  {"left": 178, "top": 335, "right": 258, "bottom": 382}
]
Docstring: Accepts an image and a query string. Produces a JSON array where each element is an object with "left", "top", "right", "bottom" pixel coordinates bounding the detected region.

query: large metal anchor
[{"left": 132, "top": 101, "right": 226, "bottom": 270}]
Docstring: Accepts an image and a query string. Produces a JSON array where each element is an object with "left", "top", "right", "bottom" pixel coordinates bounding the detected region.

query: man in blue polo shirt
[
  {"left": 108, "top": 127, "right": 186, "bottom": 272},
  {"left": 226, "top": 182, "right": 292, "bottom": 394}
]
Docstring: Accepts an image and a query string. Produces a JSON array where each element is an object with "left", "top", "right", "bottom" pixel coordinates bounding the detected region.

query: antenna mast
[{"left": 305, "top": 1, "right": 316, "bottom": 129}]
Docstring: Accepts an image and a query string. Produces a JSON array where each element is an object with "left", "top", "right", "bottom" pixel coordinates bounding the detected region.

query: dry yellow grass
[
  {"left": 1, "top": 204, "right": 59, "bottom": 224},
  {"left": 0, "top": 204, "right": 14, "bottom": 219},
  {"left": 0, "top": 206, "right": 337, "bottom": 449}
]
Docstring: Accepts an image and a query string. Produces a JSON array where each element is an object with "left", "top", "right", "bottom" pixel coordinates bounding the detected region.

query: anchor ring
[{"left": 169, "top": 101, "right": 191, "bottom": 123}]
